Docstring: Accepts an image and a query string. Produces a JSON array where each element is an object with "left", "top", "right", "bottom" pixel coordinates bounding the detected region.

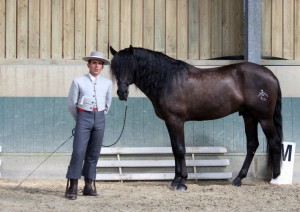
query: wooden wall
[
  {"left": 262, "top": 0, "right": 300, "bottom": 59},
  {"left": 0, "top": 0, "right": 299, "bottom": 61}
]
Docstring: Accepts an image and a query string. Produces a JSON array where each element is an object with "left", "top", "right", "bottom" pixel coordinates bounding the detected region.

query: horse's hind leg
[
  {"left": 259, "top": 120, "right": 282, "bottom": 179},
  {"left": 233, "top": 114, "right": 259, "bottom": 186}
]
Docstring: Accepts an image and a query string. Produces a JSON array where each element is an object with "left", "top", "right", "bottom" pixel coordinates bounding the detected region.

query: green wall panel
[{"left": 0, "top": 97, "right": 299, "bottom": 153}]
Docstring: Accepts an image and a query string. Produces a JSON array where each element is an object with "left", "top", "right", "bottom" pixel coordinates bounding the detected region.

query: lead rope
[
  {"left": 102, "top": 101, "right": 128, "bottom": 147},
  {"left": 15, "top": 130, "right": 75, "bottom": 189},
  {"left": 15, "top": 101, "right": 128, "bottom": 189}
]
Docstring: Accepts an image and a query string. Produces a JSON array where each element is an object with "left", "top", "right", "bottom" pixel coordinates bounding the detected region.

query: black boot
[
  {"left": 83, "top": 178, "right": 98, "bottom": 196},
  {"left": 65, "top": 179, "right": 78, "bottom": 200}
]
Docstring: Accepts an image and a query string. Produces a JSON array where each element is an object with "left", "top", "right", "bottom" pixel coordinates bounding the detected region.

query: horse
[{"left": 109, "top": 45, "right": 283, "bottom": 190}]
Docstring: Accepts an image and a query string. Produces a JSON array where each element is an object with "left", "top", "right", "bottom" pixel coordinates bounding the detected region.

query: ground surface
[{"left": 0, "top": 179, "right": 299, "bottom": 212}]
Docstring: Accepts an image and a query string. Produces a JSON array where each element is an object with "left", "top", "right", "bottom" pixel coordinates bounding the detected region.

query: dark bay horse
[{"left": 109, "top": 45, "right": 283, "bottom": 190}]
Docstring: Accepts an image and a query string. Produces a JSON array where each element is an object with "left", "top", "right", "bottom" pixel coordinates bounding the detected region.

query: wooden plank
[
  {"left": 211, "top": 0, "right": 223, "bottom": 58},
  {"left": 281, "top": 99, "right": 293, "bottom": 142},
  {"left": 122, "top": 99, "right": 134, "bottom": 146},
  {"left": 292, "top": 99, "right": 300, "bottom": 152},
  {"left": 272, "top": 0, "right": 283, "bottom": 58},
  {"left": 0, "top": 0, "right": 5, "bottom": 57},
  {"left": 40, "top": 0, "right": 51, "bottom": 58},
  {"left": 63, "top": 0, "right": 75, "bottom": 59},
  {"left": 154, "top": 0, "right": 165, "bottom": 52},
  {"left": 97, "top": 159, "right": 230, "bottom": 167},
  {"left": 234, "top": 0, "right": 243, "bottom": 56},
  {"left": 23, "top": 97, "right": 35, "bottom": 152},
  {"left": 120, "top": 0, "right": 131, "bottom": 49},
  {"left": 13, "top": 98, "right": 24, "bottom": 152},
  {"left": 199, "top": 0, "right": 211, "bottom": 59},
  {"left": 17, "top": 0, "right": 28, "bottom": 58},
  {"left": 203, "top": 120, "right": 214, "bottom": 146},
  {"left": 100, "top": 147, "right": 227, "bottom": 154},
  {"left": 185, "top": 121, "right": 194, "bottom": 146},
  {"left": 295, "top": 0, "right": 300, "bottom": 60},
  {"left": 222, "top": 0, "right": 243, "bottom": 56},
  {"left": 6, "top": 0, "right": 17, "bottom": 58},
  {"left": 0, "top": 99, "right": 4, "bottom": 150},
  {"left": 131, "top": 0, "right": 143, "bottom": 47},
  {"left": 109, "top": 0, "right": 120, "bottom": 54},
  {"left": 43, "top": 98, "right": 54, "bottom": 152},
  {"left": 165, "top": 0, "right": 177, "bottom": 58},
  {"left": 143, "top": 0, "right": 154, "bottom": 49},
  {"left": 52, "top": 0, "right": 63, "bottom": 59},
  {"left": 223, "top": 115, "right": 234, "bottom": 153},
  {"left": 33, "top": 98, "right": 44, "bottom": 152},
  {"left": 53, "top": 98, "right": 69, "bottom": 153},
  {"left": 0, "top": 145, "right": 1, "bottom": 167},
  {"left": 233, "top": 113, "right": 245, "bottom": 152},
  {"left": 177, "top": 0, "right": 188, "bottom": 59},
  {"left": 222, "top": 0, "right": 231, "bottom": 56},
  {"left": 97, "top": 0, "right": 109, "bottom": 54},
  {"left": 85, "top": 0, "right": 97, "bottom": 54},
  {"left": 188, "top": 0, "right": 199, "bottom": 59},
  {"left": 74, "top": 0, "right": 86, "bottom": 59},
  {"left": 262, "top": 0, "right": 272, "bottom": 57},
  {"left": 132, "top": 98, "right": 144, "bottom": 145},
  {"left": 96, "top": 172, "right": 232, "bottom": 181},
  {"left": 283, "top": 0, "right": 294, "bottom": 59},
  {"left": 3, "top": 98, "right": 14, "bottom": 151},
  {"left": 213, "top": 118, "right": 225, "bottom": 147},
  {"left": 28, "top": 0, "right": 40, "bottom": 58}
]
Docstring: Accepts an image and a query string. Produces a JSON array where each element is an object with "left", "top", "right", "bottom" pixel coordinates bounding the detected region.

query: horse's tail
[
  {"left": 268, "top": 79, "right": 283, "bottom": 174},
  {"left": 273, "top": 79, "right": 283, "bottom": 143}
]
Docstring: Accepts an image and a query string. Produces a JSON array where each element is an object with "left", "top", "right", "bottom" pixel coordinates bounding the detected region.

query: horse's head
[{"left": 110, "top": 45, "right": 136, "bottom": 101}]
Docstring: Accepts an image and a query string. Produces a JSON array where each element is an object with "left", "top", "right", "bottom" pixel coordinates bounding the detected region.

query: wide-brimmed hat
[{"left": 82, "top": 51, "right": 110, "bottom": 65}]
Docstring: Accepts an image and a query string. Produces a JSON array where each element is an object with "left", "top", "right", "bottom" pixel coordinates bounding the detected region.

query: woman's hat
[{"left": 82, "top": 51, "right": 110, "bottom": 65}]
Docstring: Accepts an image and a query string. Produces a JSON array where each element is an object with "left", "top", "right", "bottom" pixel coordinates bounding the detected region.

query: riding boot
[
  {"left": 65, "top": 179, "right": 78, "bottom": 200},
  {"left": 83, "top": 178, "right": 99, "bottom": 196}
]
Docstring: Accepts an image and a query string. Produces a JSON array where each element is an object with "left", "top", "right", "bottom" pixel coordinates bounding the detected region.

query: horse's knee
[{"left": 174, "top": 145, "right": 185, "bottom": 157}]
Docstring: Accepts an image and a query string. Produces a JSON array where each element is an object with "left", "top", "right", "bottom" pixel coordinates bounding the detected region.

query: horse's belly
[{"left": 186, "top": 98, "right": 242, "bottom": 121}]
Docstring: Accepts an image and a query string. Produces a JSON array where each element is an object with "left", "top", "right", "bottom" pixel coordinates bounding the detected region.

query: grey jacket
[{"left": 67, "top": 74, "right": 112, "bottom": 120}]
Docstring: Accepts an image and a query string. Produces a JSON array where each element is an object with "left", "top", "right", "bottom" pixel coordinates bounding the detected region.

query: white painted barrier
[
  {"left": 96, "top": 147, "right": 232, "bottom": 181},
  {"left": 270, "top": 142, "right": 296, "bottom": 185}
]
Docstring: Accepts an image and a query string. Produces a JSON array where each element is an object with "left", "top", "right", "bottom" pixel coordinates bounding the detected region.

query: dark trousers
[{"left": 66, "top": 110, "right": 105, "bottom": 180}]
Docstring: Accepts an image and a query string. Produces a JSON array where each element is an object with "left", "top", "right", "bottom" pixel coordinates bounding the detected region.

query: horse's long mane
[{"left": 111, "top": 47, "right": 190, "bottom": 96}]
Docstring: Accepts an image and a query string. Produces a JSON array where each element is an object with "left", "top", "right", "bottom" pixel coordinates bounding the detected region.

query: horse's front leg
[{"left": 166, "top": 121, "right": 188, "bottom": 190}]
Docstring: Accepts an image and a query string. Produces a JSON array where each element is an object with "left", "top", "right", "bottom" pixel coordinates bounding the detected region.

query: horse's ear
[
  {"left": 110, "top": 46, "right": 117, "bottom": 56},
  {"left": 129, "top": 45, "right": 134, "bottom": 55}
]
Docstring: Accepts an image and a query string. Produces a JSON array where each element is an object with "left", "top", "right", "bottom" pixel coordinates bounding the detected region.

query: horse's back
[{"left": 173, "top": 62, "right": 279, "bottom": 121}]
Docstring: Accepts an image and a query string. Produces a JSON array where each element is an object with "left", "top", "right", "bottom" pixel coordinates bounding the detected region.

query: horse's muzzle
[{"left": 117, "top": 89, "right": 128, "bottom": 101}]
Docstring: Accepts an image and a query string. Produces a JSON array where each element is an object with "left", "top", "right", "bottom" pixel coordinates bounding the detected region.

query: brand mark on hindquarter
[{"left": 257, "top": 89, "right": 268, "bottom": 101}]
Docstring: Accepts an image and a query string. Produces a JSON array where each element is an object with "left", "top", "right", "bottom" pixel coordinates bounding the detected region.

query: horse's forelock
[{"left": 110, "top": 49, "right": 136, "bottom": 80}]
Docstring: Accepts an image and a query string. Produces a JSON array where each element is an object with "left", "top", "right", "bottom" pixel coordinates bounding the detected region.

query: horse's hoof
[
  {"left": 176, "top": 184, "right": 187, "bottom": 191},
  {"left": 232, "top": 179, "right": 242, "bottom": 187},
  {"left": 170, "top": 181, "right": 179, "bottom": 188}
]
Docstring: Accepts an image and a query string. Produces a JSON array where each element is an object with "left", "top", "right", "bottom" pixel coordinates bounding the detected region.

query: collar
[{"left": 88, "top": 73, "right": 99, "bottom": 82}]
